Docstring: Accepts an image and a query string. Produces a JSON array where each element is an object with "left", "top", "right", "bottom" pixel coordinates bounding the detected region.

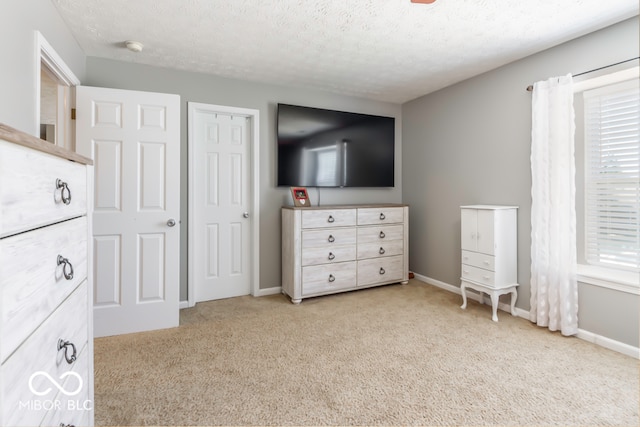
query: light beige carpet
[{"left": 94, "top": 280, "right": 639, "bottom": 426}]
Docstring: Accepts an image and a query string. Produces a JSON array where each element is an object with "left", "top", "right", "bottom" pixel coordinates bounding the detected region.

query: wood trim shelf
[{"left": 0, "top": 123, "right": 93, "bottom": 165}]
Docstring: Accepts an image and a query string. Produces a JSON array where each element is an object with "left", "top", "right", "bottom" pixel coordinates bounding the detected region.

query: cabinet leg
[
  {"left": 510, "top": 289, "right": 518, "bottom": 317},
  {"left": 291, "top": 298, "right": 301, "bottom": 305},
  {"left": 460, "top": 284, "right": 468, "bottom": 310},
  {"left": 490, "top": 293, "right": 499, "bottom": 322}
]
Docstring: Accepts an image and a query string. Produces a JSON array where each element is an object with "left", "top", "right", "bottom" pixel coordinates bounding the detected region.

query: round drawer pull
[
  {"left": 328, "top": 252, "right": 336, "bottom": 261},
  {"left": 328, "top": 274, "right": 336, "bottom": 283},
  {"left": 328, "top": 235, "right": 335, "bottom": 243},
  {"left": 379, "top": 267, "right": 386, "bottom": 275},
  {"left": 379, "top": 231, "right": 385, "bottom": 239},
  {"left": 379, "top": 213, "right": 386, "bottom": 220},
  {"left": 57, "top": 339, "right": 77, "bottom": 364},
  {"left": 327, "top": 215, "right": 335, "bottom": 223},
  {"left": 56, "top": 179, "right": 72, "bottom": 205},
  {"left": 57, "top": 255, "right": 74, "bottom": 280},
  {"left": 379, "top": 247, "right": 385, "bottom": 254}
]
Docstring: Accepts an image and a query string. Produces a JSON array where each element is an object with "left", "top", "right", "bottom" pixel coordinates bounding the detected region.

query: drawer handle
[
  {"left": 57, "top": 339, "right": 77, "bottom": 364},
  {"left": 56, "top": 179, "right": 72, "bottom": 205},
  {"left": 328, "top": 252, "right": 335, "bottom": 261},
  {"left": 483, "top": 261, "right": 490, "bottom": 265},
  {"left": 483, "top": 276, "right": 491, "bottom": 280},
  {"left": 57, "top": 255, "right": 74, "bottom": 280},
  {"left": 379, "top": 213, "right": 386, "bottom": 220},
  {"left": 328, "top": 235, "right": 335, "bottom": 243},
  {"left": 379, "top": 231, "right": 385, "bottom": 239},
  {"left": 60, "top": 424, "right": 75, "bottom": 427},
  {"left": 327, "top": 215, "right": 335, "bottom": 223},
  {"left": 379, "top": 267, "right": 385, "bottom": 275},
  {"left": 379, "top": 247, "right": 385, "bottom": 255},
  {"left": 328, "top": 274, "right": 335, "bottom": 283}
]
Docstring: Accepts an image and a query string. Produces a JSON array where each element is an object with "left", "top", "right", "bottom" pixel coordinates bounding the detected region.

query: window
[{"left": 582, "top": 79, "right": 639, "bottom": 272}]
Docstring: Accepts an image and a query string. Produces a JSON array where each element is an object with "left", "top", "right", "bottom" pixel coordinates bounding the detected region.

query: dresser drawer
[
  {"left": 302, "top": 209, "right": 356, "bottom": 229},
  {"left": 302, "top": 262, "right": 357, "bottom": 295},
  {"left": 357, "top": 224, "right": 403, "bottom": 244},
  {"left": 357, "top": 207, "right": 405, "bottom": 225},
  {"left": 302, "top": 245, "right": 356, "bottom": 266},
  {"left": 1, "top": 217, "right": 87, "bottom": 362},
  {"left": 0, "top": 141, "right": 87, "bottom": 238},
  {"left": 302, "top": 227, "right": 356, "bottom": 248},
  {"left": 461, "top": 264, "right": 496, "bottom": 287},
  {"left": 357, "top": 255, "right": 403, "bottom": 286},
  {"left": 461, "top": 250, "right": 495, "bottom": 271},
  {"left": 1, "top": 283, "right": 88, "bottom": 427},
  {"left": 39, "top": 348, "right": 91, "bottom": 427},
  {"left": 357, "top": 240, "right": 404, "bottom": 260}
]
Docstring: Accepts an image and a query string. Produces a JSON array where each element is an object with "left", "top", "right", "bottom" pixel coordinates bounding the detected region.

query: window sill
[{"left": 577, "top": 264, "right": 639, "bottom": 295}]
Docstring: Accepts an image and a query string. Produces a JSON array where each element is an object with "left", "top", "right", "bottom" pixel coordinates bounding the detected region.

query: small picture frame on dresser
[{"left": 290, "top": 187, "right": 310, "bottom": 207}]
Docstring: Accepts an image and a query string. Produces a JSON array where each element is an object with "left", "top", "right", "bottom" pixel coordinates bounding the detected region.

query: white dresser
[
  {"left": 282, "top": 204, "right": 409, "bottom": 304},
  {"left": 459, "top": 205, "right": 518, "bottom": 321},
  {"left": 0, "top": 124, "right": 94, "bottom": 426}
]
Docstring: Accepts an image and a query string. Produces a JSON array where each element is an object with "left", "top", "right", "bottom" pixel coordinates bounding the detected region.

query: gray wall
[
  {"left": 84, "top": 59, "right": 403, "bottom": 300},
  {"left": 0, "top": 0, "right": 86, "bottom": 135},
  {"left": 402, "top": 17, "right": 639, "bottom": 347}
]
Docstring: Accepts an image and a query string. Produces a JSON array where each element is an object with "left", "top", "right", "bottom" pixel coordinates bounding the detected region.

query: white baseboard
[
  {"left": 252, "top": 286, "right": 283, "bottom": 297},
  {"left": 576, "top": 329, "right": 640, "bottom": 358},
  {"left": 179, "top": 287, "right": 283, "bottom": 309},
  {"left": 413, "top": 273, "right": 639, "bottom": 359}
]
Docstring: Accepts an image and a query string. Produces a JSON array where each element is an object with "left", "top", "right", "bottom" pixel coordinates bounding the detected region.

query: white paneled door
[
  {"left": 76, "top": 86, "right": 180, "bottom": 337},
  {"left": 189, "top": 103, "right": 253, "bottom": 302}
]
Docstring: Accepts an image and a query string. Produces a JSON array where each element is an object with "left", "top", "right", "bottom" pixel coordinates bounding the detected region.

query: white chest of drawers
[
  {"left": 282, "top": 204, "right": 409, "bottom": 304},
  {"left": 0, "top": 124, "right": 94, "bottom": 426},
  {"left": 459, "top": 205, "right": 518, "bottom": 322}
]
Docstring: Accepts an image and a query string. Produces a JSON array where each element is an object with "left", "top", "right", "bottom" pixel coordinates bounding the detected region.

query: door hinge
[{"left": 71, "top": 108, "right": 76, "bottom": 120}]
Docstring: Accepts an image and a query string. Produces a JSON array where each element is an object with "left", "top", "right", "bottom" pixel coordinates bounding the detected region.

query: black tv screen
[{"left": 277, "top": 103, "right": 395, "bottom": 187}]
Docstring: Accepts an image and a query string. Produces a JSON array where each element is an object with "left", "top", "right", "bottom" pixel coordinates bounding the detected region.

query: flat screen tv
[{"left": 277, "top": 103, "right": 395, "bottom": 187}]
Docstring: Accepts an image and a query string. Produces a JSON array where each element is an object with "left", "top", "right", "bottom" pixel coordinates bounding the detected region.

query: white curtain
[{"left": 530, "top": 74, "right": 578, "bottom": 336}]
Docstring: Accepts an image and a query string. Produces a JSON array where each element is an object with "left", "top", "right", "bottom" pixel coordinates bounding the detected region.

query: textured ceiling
[{"left": 52, "top": 0, "right": 638, "bottom": 103}]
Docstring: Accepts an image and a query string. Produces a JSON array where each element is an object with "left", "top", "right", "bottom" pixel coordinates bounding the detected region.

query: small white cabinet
[
  {"left": 282, "top": 204, "right": 409, "bottom": 303},
  {"left": 459, "top": 205, "right": 518, "bottom": 321}
]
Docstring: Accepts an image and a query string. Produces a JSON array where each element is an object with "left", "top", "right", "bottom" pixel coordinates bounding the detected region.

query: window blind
[{"left": 583, "top": 79, "right": 640, "bottom": 271}]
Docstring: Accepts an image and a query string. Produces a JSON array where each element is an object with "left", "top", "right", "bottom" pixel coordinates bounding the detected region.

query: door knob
[
  {"left": 167, "top": 219, "right": 176, "bottom": 227},
  {"left": 243, "top": 212, "right": 250, "bottom": 218}
]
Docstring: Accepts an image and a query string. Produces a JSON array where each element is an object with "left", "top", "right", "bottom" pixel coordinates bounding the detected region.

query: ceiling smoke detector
[{"left": 125, "top": 40, "right": 144, "bottom": 52}]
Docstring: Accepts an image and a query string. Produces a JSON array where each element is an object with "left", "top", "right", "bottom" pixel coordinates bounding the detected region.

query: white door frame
[
  {"left": 35, "top": 31, "right": 80, "bottom": 151},
  {"left": 187, "top": 102, "right": 260, "bottom": 307}
]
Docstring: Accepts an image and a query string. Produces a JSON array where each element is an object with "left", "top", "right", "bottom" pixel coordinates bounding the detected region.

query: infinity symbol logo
[{"left": 28, "top": 371, "right": 83, "bottom": 396}]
